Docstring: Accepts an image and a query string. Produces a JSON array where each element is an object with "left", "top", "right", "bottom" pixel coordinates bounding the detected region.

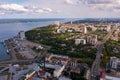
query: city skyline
[{"left": 0, "top": 0, "right": 120, "bottom": 18}]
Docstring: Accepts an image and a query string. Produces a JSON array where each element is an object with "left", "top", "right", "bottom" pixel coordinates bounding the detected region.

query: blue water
[
  {"left": 0, "top": 18, "right": 76, "bottom": 60},
  {"left": 0, "top": 42, "right": 10, "bottom": 60},
  {"left": 0, "top": 67, "right": 4, "bottom": 70},
  {"left": 0, "top": 21, "right": 58, "bottom": 41},
  {"left": 0, "top": 19, "right": 75, "bottom": 42}
]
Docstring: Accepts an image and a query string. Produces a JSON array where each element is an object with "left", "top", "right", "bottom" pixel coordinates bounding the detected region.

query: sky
[{"left": 0, "top": 0, "right": 120, "bottom": 18}]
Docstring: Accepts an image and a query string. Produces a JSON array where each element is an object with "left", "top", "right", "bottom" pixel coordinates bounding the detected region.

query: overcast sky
[{"left": 0, "top": 0, "right": 120, "bottom": 18}]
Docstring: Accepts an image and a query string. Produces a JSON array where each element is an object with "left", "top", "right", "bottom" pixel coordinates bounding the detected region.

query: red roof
[{"left": 49, "top": 56, "right": 68, "bottom": 62}]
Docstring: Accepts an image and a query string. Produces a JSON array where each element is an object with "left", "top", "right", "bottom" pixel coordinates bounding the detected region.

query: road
[
  {"left": 0, "top": 52, "right": 46, "bottom": 65},
  {"left": 90, "top": 28, "right": 116, "bottom": 80},
  {"left": 0, "top": 67, "right": 9, "bottom": 74},
  {"left": 21, "top": 40, "right": 51, "bottom": 50}
]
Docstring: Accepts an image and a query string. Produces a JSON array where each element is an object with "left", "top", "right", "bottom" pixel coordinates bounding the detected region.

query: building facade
[{"left": 18, "top": 31, "right": 26, "bottom": 40}]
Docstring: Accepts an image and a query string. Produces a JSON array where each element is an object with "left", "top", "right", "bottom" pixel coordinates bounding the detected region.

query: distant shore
[{"left": 0, "top": 18, "right": 65, "bottom": 24}]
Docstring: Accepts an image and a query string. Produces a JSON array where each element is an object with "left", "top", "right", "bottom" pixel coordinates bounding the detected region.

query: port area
[
  {"left": 0, "top": 41, "right": 15, "bottom": 68},
  {"left": 2, "top": 38, "right": 34, "bottom": 62},
  {"left": 0, "top": 36, "right": 50, "bottom": 76},
  {"left": 0, "top": 37, "right": 50, "bottom": 66},
  {"left": 0, "top": 42, "right": 10, "bottom": 66}
]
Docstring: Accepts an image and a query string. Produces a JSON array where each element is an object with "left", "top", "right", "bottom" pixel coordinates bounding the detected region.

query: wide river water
[{"left": 0, "top": 19, "right": 71, "bottom": 42}]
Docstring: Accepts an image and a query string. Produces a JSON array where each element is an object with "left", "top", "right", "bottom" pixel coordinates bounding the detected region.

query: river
[{"left": 0, "top": 18, "right": 76, "bottom": 60}]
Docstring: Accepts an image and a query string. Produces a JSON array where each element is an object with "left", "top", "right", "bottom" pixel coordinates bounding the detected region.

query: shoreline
[
  {"left": 0, "top": 19, "right": 76, "bottom": 61},
  {"left": 0, "top": 42, "right": 10, "bottom": 61},
  {"left": 0, "top": 18, "right": 65, "bottom": 24}
]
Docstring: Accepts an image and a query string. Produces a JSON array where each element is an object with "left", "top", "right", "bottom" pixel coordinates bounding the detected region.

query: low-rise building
[
  {"left": 57, "top": 26, "right": 67, "bottom": 33},
  {"left": 95, "top": 25, "right": 111, "bottom": 32},
  {"left": 36, "top": 45, "right": 44, "bottom": 50},
  {"left": 84, "top": 69, "right": 90, "bottom": 80},
  {"left": 57, "top": 24, "right": 88, "bottom": 34},
  {"left": 45, "top": 54, "right": 69, "bottom": 78},
  {"left": 100, "top": 71, "right": 105, "bottom": 80},
  {"left": 66, "top": 59, "right": 80, "bottom": 74},
  {"left": 89, "top": 25, "right": 97, "bottom": 31},
  {"left": 23, "top": 64, "right": 50, "bottom": 80},
  {"left": 65, "top": 59, "right": 89, "bottom": 79}
]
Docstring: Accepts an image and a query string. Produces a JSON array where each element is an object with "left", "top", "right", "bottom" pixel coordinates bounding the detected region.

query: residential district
[{"left": 0, "top": 20, "right": 120, "bottom": 80}]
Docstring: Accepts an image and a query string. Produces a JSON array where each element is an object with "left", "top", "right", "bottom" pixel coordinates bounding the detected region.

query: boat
[
  {"left": 7, "top": 49, "right": 9, "bottom": 54},
  {"left": 3, "top": 40, "right": 6, "bottom": 46}
]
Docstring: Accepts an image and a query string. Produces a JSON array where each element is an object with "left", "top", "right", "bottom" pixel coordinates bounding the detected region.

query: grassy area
[
  {"left": 101, "top": 40, "right": 120, "bottom": 68},
  {"left": 25, "top": 25, "right": 97, "bottom": 67},
  {"left": 91, "top": 29, "right": 107, "bottom": 40}
]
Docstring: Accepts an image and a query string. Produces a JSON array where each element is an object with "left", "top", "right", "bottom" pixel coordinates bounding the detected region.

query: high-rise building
[
  {"left": 83, "top": 26, "right": 87, "bottom": 34},
  {"left": 54, "top": 21, "right": 60, "bottom": 26},
  {"left": 70, "top": 21, "right": 73, "bottom": 24},
  {"left": 91, "top": 35, "right": 97, "bottom": 45},
  {"left": 75, "top": 39, "right": 86, "bottom": 45},
  {"left": 87, "top": 36, "right": 92, "bottom": 44},
  {"left": 18, "top": 31, "right": 26, "bottom": 40},
  {"left": 70, "top": 59, "right": 77, "bottom": 67},
  {"left": 87, "top": 35, "right": 97, "bottom": 45},
  {"left": 110, "top": 57, "right": 118, "bottom": 69},
  {"left": 106, "top": 25, "right": 111, "bottom": 32}
]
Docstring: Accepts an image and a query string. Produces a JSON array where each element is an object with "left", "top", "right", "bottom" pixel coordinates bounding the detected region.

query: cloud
[
  {"left": 65, "top": 0, "right": 81, "bottom": 5},
  {"left": 35, "top": 9, "right": 44, "bottom": 13},
  {"left": 54, "top": 10, "right": 60, "bottom": 14},
  {"left": 79, "top": 0, "right": 120, "bottom": 12},
  {"left": 65, "top": 0, "right": 120, "bottom": 5},
  {"left": 82, "top": 0, "right": 114, "bottom": 4},
  {"left": 65, "top": 0, "right": 74, "bottom": 4},
  {"left": 43, "top": 8, "right": 52, "bottom": 12},
  {"left": 0, "top": 12, "right": 5, "bottom": 15},
  {"left": 34, "top": 7, "right": 60, "bottom": 14},
  {"left": 0, "top": 4, "right": 28, "bottom": 12},
  {"left": 0, "top": 0, "right": 120, "bottom": 18},
  {"left": 0, "top": 3, "right": 60, "bottom": 15}
]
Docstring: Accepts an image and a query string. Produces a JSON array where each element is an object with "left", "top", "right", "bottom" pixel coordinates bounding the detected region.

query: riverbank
[
  {"left": 0, "top": 42, "right": 10, "bottom": 61},
  {"left": 0, "top": 20, "right": 61, "bottom": 61},
  {"left": 0, "top": 18, "right": 75, "bottom": 42},
  {"left": 0, "top": 42, "right": 11, "bottom": 72},
  {"left": 0, "top": 19, "right": 77, "bottom": 61}
]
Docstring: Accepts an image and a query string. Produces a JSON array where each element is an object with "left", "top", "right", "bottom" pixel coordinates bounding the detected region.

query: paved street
[
  {"left": 90, "top": 28, "right": 116, "bottom": 80},
  {"left": 0, "top": 52, "right": 46, "bottom": 65}
]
